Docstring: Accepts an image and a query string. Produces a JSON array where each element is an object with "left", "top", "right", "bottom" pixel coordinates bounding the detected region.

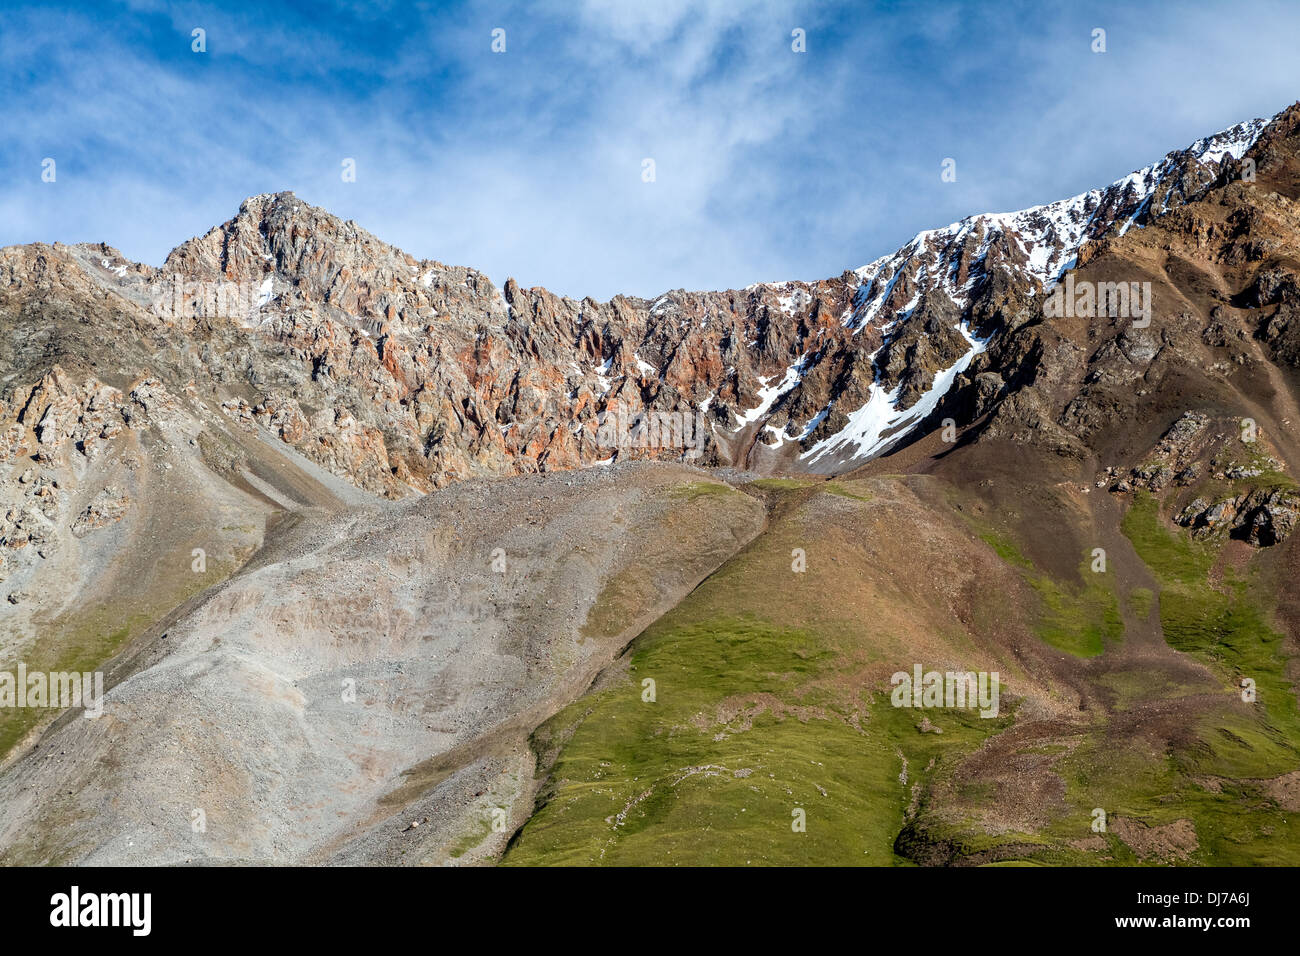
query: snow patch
[
  {"left": 802, "top": 323, "right": 989, "bottom": 466},
  {"left": 633, "top": 353, "right": 658, "bottom": 378},
  {"left": 733, "top": 355, "right": 807, "bottom": 428}
]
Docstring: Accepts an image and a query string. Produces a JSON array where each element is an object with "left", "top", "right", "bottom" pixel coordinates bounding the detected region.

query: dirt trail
[
  {"left": 1079, "top": 491, "right": 1223, "bottom": 712},
  {"left": 1250, "top": 355, "right": 1300, "bottom": 467},
  {"left": 1090, "top": 493, "right": 1165, "bottom": 655}
]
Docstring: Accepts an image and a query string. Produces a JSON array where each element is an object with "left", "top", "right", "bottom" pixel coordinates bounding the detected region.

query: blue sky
[{"left": 2, "top": 0, "right": 1299, "bottom": 300}]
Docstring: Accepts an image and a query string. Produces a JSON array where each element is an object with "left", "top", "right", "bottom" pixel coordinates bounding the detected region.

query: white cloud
[{"left": 2, "top": 1, "right": 1298, "bottom": 302}]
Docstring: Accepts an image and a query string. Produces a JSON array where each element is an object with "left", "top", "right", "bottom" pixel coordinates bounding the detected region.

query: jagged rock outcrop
[
  {"left": 1, "top": 110, "right": 1283, "bottom": 502},
  {"left": 1176, "top": 487, "right": 1300, "bottom": 544},
  {"left": 956, "top": 105, "right": 1300, "bottom": 479}
]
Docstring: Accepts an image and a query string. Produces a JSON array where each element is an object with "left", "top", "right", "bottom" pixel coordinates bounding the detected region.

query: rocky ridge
[{"left": 0, "top": 113, "right": 1280, "bottom": 505}]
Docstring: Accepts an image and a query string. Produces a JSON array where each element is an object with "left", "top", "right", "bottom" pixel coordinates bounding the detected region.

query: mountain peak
[{"left": 5, "top": 101, "right": 1294, "bottom": 501}]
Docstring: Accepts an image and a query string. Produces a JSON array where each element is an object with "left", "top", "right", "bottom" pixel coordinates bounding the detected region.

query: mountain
[
  {"left": 0, "top": 114, "right": 1270, "bottom": 503},
  {"left": 2, "top": 103, "right": 1300, "bottom": 865}
]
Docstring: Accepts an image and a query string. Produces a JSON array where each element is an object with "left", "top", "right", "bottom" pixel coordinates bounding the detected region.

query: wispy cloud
[{"left": 1, "top": 0, "right": 1297, "bottom": 299}]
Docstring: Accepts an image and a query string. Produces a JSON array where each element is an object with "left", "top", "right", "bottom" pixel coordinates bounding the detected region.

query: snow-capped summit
[{"left": 766, "top": 114, "right": 1272, "bottom": 469}]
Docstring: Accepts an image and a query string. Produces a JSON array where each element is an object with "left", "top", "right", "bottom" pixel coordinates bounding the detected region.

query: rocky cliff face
[
  {"left": 940, "top": 104, "right": 1300, "bottom": 544},
  {"left": 0, "top": 112, "right": 1280, "bottom": 510}
]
